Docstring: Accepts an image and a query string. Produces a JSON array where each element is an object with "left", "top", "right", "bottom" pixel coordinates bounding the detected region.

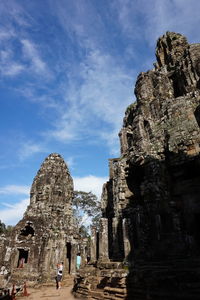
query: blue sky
[{"left": 0, "top": 0, "right": 200, "bottom": 225}]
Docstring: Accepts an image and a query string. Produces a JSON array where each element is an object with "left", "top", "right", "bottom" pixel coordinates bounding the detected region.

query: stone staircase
[
  {"left": 73, "top": 263, "right": 128, "bottom": 300},
  {"left": 73, "top": 258, "right": 200, "bottom": 299}
]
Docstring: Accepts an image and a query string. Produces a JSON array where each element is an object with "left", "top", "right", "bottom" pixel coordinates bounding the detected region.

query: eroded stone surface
[
  {"left": 0, "top": 153, "right": 79, "bottom": 287},
  {"left": 74, "top": 32, "right": 200, "bottom": 299}
]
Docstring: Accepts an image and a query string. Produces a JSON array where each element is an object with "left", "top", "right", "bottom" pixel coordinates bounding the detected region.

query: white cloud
[
  {"left": 4, "top": 63, "right": 25, "bottom": 76},
  {"left": 15, "top": 85, "right": 59, "bottom": 110},
  {"left": 51, "top": 0, "right": 105, "bottom": 49},
  {"left": 0, "top": 27, "right": 15, "bottom": 40},
  {"left": 0, "top": 198, "right": 29, "bottom": 226},
  {"left": 65, "top": 156, "right": 75, "bottom": 169},
  {"left": 100, "top": 130, "right": 120, "bottom": 156},
  {"left": 74, "top": 175, "right": 108, "bottom": 199},
  {"left": 0, "top": 49, "right": 25, "bottom": 77},
  {"left": 21, "top": 39, "right": 50, "bottom": 75},
  {"left": 0, "top": 1, "right": 28, "bottom": 27},
  {"left": 0, "top": 185, "right": 30, "bottom": 195},
  {"left": 45, "top": 1, "right": 135, "bottom": 154},
  {"left": 18, "top": 141, "right": 46, "bottom": 161},
  {"left": 0, "top": 3, "right": 50, "bottom": 79},
  {"left": 48, "top": 49, "right": 134, "bottom": 154},
  {"left": 114, "top": 0, "right": 200, "bottom": 45}
]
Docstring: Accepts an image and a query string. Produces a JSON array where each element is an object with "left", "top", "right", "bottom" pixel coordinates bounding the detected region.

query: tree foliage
[
  {"left": 0, "top": 220, "right": 6, "bottom": 234},
  {"left": 73, "top": 191, "right": 101, "bottom": 236},
  {"left": 0, "top": 221, "right": 13, "bottom": 234}
]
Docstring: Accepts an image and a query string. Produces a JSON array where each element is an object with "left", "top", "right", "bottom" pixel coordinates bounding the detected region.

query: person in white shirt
[{"left": 56, "top": 262, "right": 63, "bottom": 289}]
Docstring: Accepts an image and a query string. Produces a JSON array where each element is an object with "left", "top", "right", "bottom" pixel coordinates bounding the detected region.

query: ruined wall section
[
  {"left": 117, "top": 32, "right": 200, "bottom": 260},
  {"left": 103, "top": 32, "right": 200, "bottom": 262},
  {"left": 101, "top": 158, "right": 133, "bottom": 260},
  {"left": 73, "top": 32, "right": 200, "bottom": 300}
]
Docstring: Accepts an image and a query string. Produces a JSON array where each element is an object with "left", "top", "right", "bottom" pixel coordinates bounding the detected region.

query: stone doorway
[
  {"left": 66, "top": 242, "right": 71, "bottom": 274},
  {"left": 17, "top": 249, "right": 29, "bottom": 268}
]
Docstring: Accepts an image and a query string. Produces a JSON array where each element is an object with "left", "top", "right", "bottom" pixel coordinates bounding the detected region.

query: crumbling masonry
[{"left": 74, "top": 32, "right": 200, "bottom": 299}]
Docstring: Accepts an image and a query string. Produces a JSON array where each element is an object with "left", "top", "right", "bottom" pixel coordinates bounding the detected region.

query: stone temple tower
[
  {"left": 74, "top": 32, "right": 200, "bottom": 299},
  {"left": 0, "top": 153, "right": 79, "bottom": 286}
]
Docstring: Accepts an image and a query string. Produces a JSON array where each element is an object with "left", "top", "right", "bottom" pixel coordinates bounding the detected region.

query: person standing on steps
[{"left": 56, "top": 262, "right": 64, "bottom": 289}]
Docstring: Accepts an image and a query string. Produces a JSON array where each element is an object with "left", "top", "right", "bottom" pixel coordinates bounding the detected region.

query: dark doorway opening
[
  {"left": 169, "top": 74, "right": 185, "bottom": 98},
  {"left": 17, "top": 249, "right": 29, "bottom": 268},
  {"left": 20, "top": 222, "right": 34, "bottom": 237},
  {"left": 66, "top": 242, "right": 71, "bottom": 274}
]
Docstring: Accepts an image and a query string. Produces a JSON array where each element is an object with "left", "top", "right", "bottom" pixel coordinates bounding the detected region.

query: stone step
[
  {"left": 90, "top": 289, "right": 104, "bottom": 299},
  {"left": 104, "top": 287, "right": 126, "bottom": 295}
]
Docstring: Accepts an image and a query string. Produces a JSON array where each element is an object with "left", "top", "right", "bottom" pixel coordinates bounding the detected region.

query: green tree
[
  {"left": 0, "top": 221, "right": 14, "bottom": 234},
  {"left": 0, "top": 220, "right": 6, "bottom": 234},
  {"left": 6, "top": 225, "right": 14, "bottom": 233},
  {"left": 73, "top": 191, "right": 101, "bottom": 236}
]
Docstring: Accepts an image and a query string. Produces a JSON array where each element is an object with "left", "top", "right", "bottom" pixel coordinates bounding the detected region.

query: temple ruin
[
  {"left": 0, "top": 153, "right": 80, "bottom": 287},
  {"left": 74, "top": 32, "right": 200, "bottom": 299}
]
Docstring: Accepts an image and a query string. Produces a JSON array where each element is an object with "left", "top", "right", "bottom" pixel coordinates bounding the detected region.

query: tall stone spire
[
  {"left": 0, "top": 153, "right": 79, "bottom": 284},
  {"left": 26, "top": 153, "right": 73, "bottom": 221}
]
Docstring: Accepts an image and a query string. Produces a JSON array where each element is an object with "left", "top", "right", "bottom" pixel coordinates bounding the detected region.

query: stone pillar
[
  {"left": 80, "top": 238, "right": 88, "bottom": 266},
  {"left": 112, "top": 217, "right": 119, "bottom": 259},
  {"left": 70, "top": 243, "right": 77, "bottom": 275},
  {"left": 112, "top": 217, "right": 124, "bottom": 260},
  {"left": 119, "top": 128, "right": 129, "bottom": 155},
  {"left": 98, "top": 218, "right": 109, "bottom": 261},
  {"left": 90, "top": 226, "right": 97, "bottom": 263},
  {"left": 122, "top": 218, "right": 131, "bottom": 259}
]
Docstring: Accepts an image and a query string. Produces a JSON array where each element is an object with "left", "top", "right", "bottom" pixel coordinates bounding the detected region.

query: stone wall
[{"left": 74, "top": 32, "right": 200, "bottom": 299}]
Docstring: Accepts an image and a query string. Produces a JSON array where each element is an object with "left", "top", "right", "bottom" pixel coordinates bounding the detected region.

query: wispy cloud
[
  {"left": 42, "top": 0, "right": 134, "bottom": 154},
  {"left": 0, "top": 2, "right": 51, "bottom": 79},
  {"left": 114, "top": 0, "right": 200, "bottom": 46},
  {"left": 74, "top": 175, "right": 108, "bottom": 199},
  {"left": 0, "top": 0, "right": 32, "bottom": 28},
  {"left": 0, "top": 0, "right": 135, "bottom": 155},
  {"left": 0, "top": 27, "right": 15, "bottom": 40},
  {"left": 65, "top": 156, "right": 75, "bottom": 169},
  {"left": 21, "top": 39, "right": 51, "bottom": 77},
  {"left": 47, "top": 49, "right": 134, "bottom": 153},
  {"left": 2, "top": 0, "right": 199, "bottom": 163},
  {"left": 0, "top": 49, "right": 25, "bottom": 76},
  {"left": 0, "top": 185, "right": 30, "bottom": 195},
  {"left": 18, "top": 141, "right": 46, "bottom": 161},
  {"left": 51, "top": 0, "right": 106, "bottom": 49},
  {"left": 0, "top": 198, "right": 29, "bottom": 225},
  {"left": 15, "top": 85, "right": 59, "bottom": 109}
]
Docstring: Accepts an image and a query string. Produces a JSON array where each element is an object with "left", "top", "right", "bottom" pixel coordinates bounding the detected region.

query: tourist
[
  {"left": 76, "top": 253, "right": 81, "bottom": 270},
  {"left": 56, "top": 262, "right": 63, "bottom": 289},
  {"left": 18, "top": 257, "right": 25, "bottom": 268}
]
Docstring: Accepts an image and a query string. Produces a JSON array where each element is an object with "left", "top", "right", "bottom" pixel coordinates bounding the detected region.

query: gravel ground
[{"left": 17, "top": 284, "right": 78, "bottom": 300}]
